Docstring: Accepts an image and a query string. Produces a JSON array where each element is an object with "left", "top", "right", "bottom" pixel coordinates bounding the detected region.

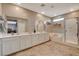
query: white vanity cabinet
[
  {"left": 32, "top": 33, "right": 49, "bottom": 46},
  {"left": 31, "top": 34, "right": 39, "bottom": 46},
  {"left": 20, "top": 35, "right": 32, "bottom": 50},
  {"left": 38, "top": 33, "right": 49, "bottom": 44},
  {"left": 0, "top": 32, "right": 49, "bottom": 56},
  {"left": 2, "top": 36, "right": 20, "bottom": 55},
  {"left": 0, "top": 39, "right": 2, "bottom": 55}
]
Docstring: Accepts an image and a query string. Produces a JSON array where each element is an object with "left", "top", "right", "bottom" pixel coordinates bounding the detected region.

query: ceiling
[{"left": 16, "top": 3, "right": 79, "bottom": 17}]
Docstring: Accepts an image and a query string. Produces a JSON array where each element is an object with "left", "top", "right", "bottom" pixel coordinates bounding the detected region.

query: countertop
[{"left": 0, "top": 32, "right": 47, "bottom": 38}]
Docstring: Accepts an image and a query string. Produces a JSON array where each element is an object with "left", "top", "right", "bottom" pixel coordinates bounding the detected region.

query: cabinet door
[
  {"left": 0, "top": 39, "right": 1, "bottom": 56},
  {"left": 43, "top": 33, "right": 49, "bottom": 42},
  {"left": 2, "top": 37, "right": 20, "bottom": 55},
  {"left": 38, "top": 33, "right": 49, "bottom": 44},
  {"left": 11, "top": 36, "right": 20, "bottom": 53},
  {"left": 31, "top": 34, "right": 39, "bottom": 46},
  {"left": 26, "top": 35, "right": 32, "bottom": 48},
  {"left": 20, "top": 35, "right": 32, "bottom": 50}
]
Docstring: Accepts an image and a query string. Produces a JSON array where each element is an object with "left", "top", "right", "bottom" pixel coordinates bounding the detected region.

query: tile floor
[{"left": 11, "top": 40, "right": 79, "bottom": 56}]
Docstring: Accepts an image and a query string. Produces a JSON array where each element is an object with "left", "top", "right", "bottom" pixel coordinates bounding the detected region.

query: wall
[
  {"left": 0, "top": 4, "right": 3, "bottom": 55},
  {"left": 2, "top": 3, "right": 50, "bottom": 33},
  {"left": 47, "top": 11, "right": 79, "bottom": 33},
  {"left": 17, "top": 19, "right": 27, "bottom": 33},
  {"left": 0, "top": 4, "right": 2, "bottom": 16},
  {"left": 52, "top": 10, "right": 79, "bottom": 19},
  {"left": 65, "top": 18, "right": 78, "bottom": 44}
]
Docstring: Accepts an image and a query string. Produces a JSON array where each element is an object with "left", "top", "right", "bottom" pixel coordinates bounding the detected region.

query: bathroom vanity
[
  {"left": 0, "top": 3, "right": 50, "bottom": 56},
  {"left": 0, "top": 32, "right": 49, "bottom": 56}
]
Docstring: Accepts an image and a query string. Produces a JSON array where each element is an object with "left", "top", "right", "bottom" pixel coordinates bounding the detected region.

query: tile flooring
[{"left": 11, "top": 40, "right": 79, "bottom": 56}]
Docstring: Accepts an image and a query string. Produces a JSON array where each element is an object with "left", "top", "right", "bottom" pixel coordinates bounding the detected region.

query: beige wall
[
  {"left": 48, "top": 11, "right": 79, "bottom": 33},
  {"left": 1, "top": 4, "right": 50, "bottom": 33},
  {"left": 17, "top": 19, "right": 27, "bottom": 33},
  {"left": 52, "top": 10, "right": 79, "bottom": 19},
  {"left": 0, "top": 4, "right": 2, "bottom": 16},
  {"left": 47, "top": 21, "right": 64, "bottom": 33},
  {"left": 2, "top": 4, "right": 79, "bottom": 33}
]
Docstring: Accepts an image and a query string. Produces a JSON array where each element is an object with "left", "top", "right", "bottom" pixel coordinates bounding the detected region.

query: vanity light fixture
[
  {"left": 7, "top": 21, "right": 17, "bottom": 24},
  {"left": 53, "top": 18, "right": 64, "bottom": 22}
]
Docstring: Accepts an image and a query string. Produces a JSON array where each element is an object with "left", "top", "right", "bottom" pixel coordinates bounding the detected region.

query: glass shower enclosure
[
  {"left": 52, "top": 17, "right": 79, "bottom": 46},
  {"left": 51, "top": 18, "right": 65, "bottom": 42},
  {"left": 65, "top": 17, "right": 78, "bottom": 45}
]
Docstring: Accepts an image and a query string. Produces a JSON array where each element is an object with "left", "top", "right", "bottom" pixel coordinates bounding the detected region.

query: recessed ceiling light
[
  {"left": 41, "top": 12, "right": 45, "bottom": 14},
  {"left": 15, "top": 7, "right": 19, "bottom": 10},
  {"left": 54, "top": 14, "right": 56, "bottom": 16},
  {"left": 16, "top": 3, "right": 21, "bottom": 5}
]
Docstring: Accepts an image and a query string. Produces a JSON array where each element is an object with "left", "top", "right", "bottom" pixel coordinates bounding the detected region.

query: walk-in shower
[
  {"left": 51, "top": 17, "right": 79, "bottom": 46},
  {"left": 65, "top": 17, "right": 78, "bottom": 44}
]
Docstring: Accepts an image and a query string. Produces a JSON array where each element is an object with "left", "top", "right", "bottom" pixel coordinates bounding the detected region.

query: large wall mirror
[
  {"left": 35, "top": 20, "right": 46, "bottom": 32},
  {"left": 0, "top": 16, "right": 5, "bottom": 33},
  {"left": 7, "top": 19, "right": 17, "bottom": 33}
]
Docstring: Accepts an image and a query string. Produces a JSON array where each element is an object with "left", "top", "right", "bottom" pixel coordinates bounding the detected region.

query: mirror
[
  {"left": 35, "top": 20, "right": 46, "bottom": 32},
  {"left": 7, "top": 20, "right": 17, "bottom": 33}
]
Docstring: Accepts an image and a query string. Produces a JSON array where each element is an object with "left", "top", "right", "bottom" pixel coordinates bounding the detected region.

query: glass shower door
[
  {"left": 51, "top": 18, "right": 65, "bottom": 42},
  {"left": 65, "top": 18, "right": 78, "bottom": 44}
]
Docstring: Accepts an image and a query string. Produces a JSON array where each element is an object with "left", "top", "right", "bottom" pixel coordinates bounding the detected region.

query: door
[
  {"left": 65, "top": 18, "right": 78, "bottom": 44},
  {"left": 31, "top": 34, "right": 39, "bottom": 46}
]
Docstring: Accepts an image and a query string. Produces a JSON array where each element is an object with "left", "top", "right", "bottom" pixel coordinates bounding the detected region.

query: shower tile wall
[{"left": 65, "top": 18, "right": 78, "bottom": 44}]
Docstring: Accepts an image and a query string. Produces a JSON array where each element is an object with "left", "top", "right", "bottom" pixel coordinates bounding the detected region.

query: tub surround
[{"left": 0, "top": 32, "right": 49, "bottom": 56}]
